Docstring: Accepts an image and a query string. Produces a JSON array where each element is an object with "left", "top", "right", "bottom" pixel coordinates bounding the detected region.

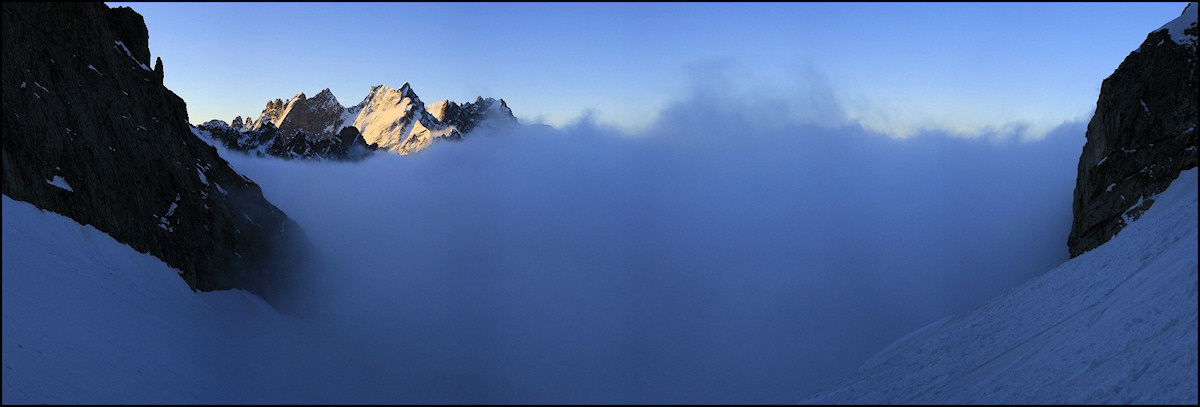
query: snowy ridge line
[
  {"left": 113, "top": 41, "right": 150, "bottom": 71},
  {"left": 236, "top": 84, "right": 514, "bottom": 155},
  {"left": 1155, "top": 2, "right": 1198, "bottom": 45}
]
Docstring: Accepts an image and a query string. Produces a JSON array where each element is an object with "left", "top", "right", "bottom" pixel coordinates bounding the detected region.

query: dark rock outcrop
[
  {"left": 1068, "top": 3, "right": 1198, "bottom": 258},
  {"left": 103, "top": 5, "right": 148, "bottom": 64},
  {"left": 323, "top": 125, "right": 375, "bottom": 158},
  {"left": 2, "top": 2, "right": 313, "bottom": 305},
  {"left": 198, "top": 120, "right": 378, "bottom": 161},
  {"left": 428, "top": 96, "right": 518, "bottom": 137}
]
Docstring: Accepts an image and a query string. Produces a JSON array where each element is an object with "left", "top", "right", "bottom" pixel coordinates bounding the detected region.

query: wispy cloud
[{"left": 564, "top": 58, "right": 1091, "bottom": 142}]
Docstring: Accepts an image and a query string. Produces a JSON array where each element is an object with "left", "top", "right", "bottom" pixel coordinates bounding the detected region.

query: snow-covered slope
[
  {"left": 801, "top": 168, "right": 1198, "bottom": 404},
  {"left": 2, "top": 196, "right": 268, "bottom": 403},
  {"left": 1, "top": 194, "right": 378, "bottom": 403},
  {"left": 1156, "top": 2, "right": 1198, "bottom": 46}
]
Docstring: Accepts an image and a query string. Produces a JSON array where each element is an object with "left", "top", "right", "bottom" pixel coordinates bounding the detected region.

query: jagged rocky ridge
[
  {"left": 1, "top": 2, "right": 313, "bottom": 305},
  {"left": 1068, "top": 2, "right": 1198, "bottom": 258},
  {"left": 214, "top": 84, "right": 517, "bottom": 157},
  {"left": 198, "top": 119, "right": 378, "bottom": 161}
]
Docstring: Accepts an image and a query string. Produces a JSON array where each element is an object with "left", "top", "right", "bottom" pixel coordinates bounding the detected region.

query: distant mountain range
[{"left": 199, "top": 84, "right": 518, "bottom": 159}]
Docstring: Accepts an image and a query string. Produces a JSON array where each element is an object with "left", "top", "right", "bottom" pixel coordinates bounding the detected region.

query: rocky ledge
[
  {"left": 2, "top": 2, "right": 313, "bottom": 306},
  {"left": 1068, "top": 3, "right": 1198, "bottom": 258}
]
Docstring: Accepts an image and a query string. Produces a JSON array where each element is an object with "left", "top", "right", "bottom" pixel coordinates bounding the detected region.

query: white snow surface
[
  {"left": 1156, "top": 2, "right": 1198, "bottom": 45},
  {"left": 1, "top": 194, "right": 399, "bottom": 403},
  {"left": 45, "top": 176, "right": 72, "bottom": 192},
  {"left": 801, "top": 168, "right": 1199, "bottom": 404},
  {"left": 2, "top": 196, "right": 289, "bottom": 403}
]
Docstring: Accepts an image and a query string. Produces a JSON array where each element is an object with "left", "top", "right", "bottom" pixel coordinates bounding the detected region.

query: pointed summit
[
  {"left": 349, "top": 83, "right": 441, "bottom": 153},
  {"left": 238, "top": 83, "right": 517, "bottom": 155},
  {"left": 309, "top": 88, "right": 341, "bottom": 111},
  {"left": 1154, "top": 2, "right": 1198, "bottom": 46},
  {"left": 249, "top": 98, "right": 287, "bottom": 131},
  {"left": 427, "top": 100, "right": 457, "bottom": 122},
  {"left": 268, "top": 89, "right": 352, "bottom": 143}
]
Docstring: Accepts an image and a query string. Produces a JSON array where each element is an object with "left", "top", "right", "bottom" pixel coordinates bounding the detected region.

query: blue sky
[{"left": 108, "top": 2, "right": 1188, "bottom": 138}]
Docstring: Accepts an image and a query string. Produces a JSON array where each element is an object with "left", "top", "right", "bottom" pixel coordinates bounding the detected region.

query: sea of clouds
[{"left": 213, "top": 65, "right": 1086, "bottom": 403}]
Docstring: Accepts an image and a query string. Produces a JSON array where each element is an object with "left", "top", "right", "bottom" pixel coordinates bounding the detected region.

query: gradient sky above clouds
[{"left": 107, "top": 2, "right": 1187, "bottom": 138}]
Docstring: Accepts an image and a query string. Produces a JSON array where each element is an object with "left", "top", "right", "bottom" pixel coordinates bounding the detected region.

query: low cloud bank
[{"left": 215, "top": 72, "right": 1086, "bottom": 402}]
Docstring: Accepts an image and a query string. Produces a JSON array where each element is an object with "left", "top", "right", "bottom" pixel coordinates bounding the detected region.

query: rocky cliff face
[
  {"left": 198, "top": 119, "right": 378, "bottom": 161},
  {"left": 1068, "top": 3, "right": 1198, "bottom": 258},
  {"left": 249, "top": 98, "right": 286, "bottom": 131},
  {"left": 266, "top": 88, "right": 349, "bottom": 145},
  {"left": 1, "top": 2, "right": 313, "bottom": 305},
  {"left": 230, "top": 83, "right": 517, "bottom": 156},
  {"left": 429, "top": 96, "right": 519, "bottom": 137}
]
